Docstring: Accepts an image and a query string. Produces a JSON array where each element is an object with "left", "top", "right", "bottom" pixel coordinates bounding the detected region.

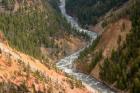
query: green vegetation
[
  {"left": 66, "top": 0, "right": 128, "bottom": 27},
  {"left": 72, "top": 0, "right": 140, "bottom": 92},
  {"left": 89, "top": 49, "right": 102, "bottom": 70},
  {"left": 78, "top": 37, "right": 100, "bottom": 60},
  {"left": 0, "top": 0, "right": 89, "bottom": 61},
  {"left": 0, "top": 82, "right": 29, "bottom": 93},
  {"left": 100, "top": 1, "right": 140, "bottom": 92},
  {"left": 76, "top": 37, "right": 102, "bottom": 73},
  {"left": 65, "top": 74, "right": 84, "bottom": 89},
  {"left": 47, "top": 0, "right": 60, "bottom": 12},
  {"left": 1, "top": 0, "right": 15, "bottom": 10}
]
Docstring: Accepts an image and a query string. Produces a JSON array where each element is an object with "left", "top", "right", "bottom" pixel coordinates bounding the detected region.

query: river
[{"left": 56, "top": 0, "right": 115, "bottom": 93}]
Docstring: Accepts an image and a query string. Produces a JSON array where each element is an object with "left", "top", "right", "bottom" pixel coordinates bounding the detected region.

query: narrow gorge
[{"left": 57, "top": 0, "right": 115, "bottom": 93}]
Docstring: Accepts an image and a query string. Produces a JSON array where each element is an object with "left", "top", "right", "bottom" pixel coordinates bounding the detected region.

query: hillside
[
  {"left": 100, "top": 2, "right": 140, "bottom": 92},
  {"left": 66, "top": 0, "right": 128, "bottom": 27},
  {"left": 68, "top": 0, "right": 140, "bottom": 92},
  {"left": 1, "top": 0, "right": 140, "bottom": 92},
  {"left": 0, "top": 0, "right": 87, "bottom": 64},
  {"left": 0, "top": 36, "right": 89, "bottom": 93},
  {"left": 0, "top": 0, "right": 92, "bottom": 93}
]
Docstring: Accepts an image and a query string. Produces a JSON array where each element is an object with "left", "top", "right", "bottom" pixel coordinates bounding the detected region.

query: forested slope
[
  {"left": 0, "top": 0, "right": 88, "bottom": 63},
  {"left": 69, "top": 0, "right": 140, "bottom": 92},
  {"left": 0, "top": 0, "right": 90, "bottom": 92},
  {"left": 66, "top": 0, "right": 128, "bottom": 27},
  {"left": 100, "top": 2, "right": 140, "bottom": 92}
]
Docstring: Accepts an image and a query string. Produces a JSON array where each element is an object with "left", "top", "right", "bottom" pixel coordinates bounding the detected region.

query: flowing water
[{"left": 56, "top": 0, "right": 115, "bottom": 93}]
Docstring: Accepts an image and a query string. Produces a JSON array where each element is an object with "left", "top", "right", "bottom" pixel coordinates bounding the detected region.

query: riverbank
[{"left": 57, "top": 0, "right": 116, "bottom": 93}]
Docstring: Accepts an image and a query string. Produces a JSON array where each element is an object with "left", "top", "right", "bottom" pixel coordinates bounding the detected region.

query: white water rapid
[{"left": 56, "top": 0, "right": 115, "bottom": 93}]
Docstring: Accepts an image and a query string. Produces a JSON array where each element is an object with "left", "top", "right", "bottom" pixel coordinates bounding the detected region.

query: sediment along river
[{"left": 56, "top": 0, "right": 115, "bottom": 93}]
